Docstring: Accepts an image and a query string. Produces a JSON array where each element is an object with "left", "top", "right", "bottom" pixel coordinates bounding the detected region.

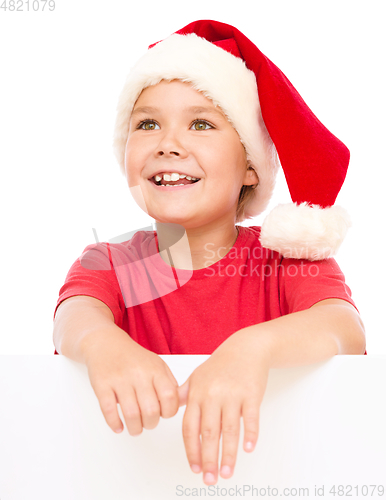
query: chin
[{"left": 152, "top": 213, "right": 190, "bottom": 227}]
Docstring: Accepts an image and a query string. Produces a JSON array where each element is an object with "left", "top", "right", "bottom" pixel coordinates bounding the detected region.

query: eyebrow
[
  {"left": 130, "top": 105, "right": 225, "bottom": 118},
  {"left": 131, "top": 106, "right": 159, "bottom": 117},
  {"left": 185, "top": 106, "right": 225, "bottom": 117}
]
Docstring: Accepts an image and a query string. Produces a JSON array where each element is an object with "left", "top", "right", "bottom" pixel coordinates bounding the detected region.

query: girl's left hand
[{"left": 177, "top": 327, "right": 272, "bottom": 485}]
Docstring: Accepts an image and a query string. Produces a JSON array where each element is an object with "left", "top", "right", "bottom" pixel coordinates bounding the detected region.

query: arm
[
  {"left": 241, "top": 298, "right": 366, "bottom": 368},
  {"left": 53, "top": 295, "right": 132, "bottom": 363},
  {"left": 53, "top": 296, "right": 180, "bottom": 433},
  {"left": 179, "top": 298, "right": 366, "bottom": 485}
]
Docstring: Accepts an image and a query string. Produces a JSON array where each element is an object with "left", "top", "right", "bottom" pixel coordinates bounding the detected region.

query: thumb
[{"left": 178, "top": 378, "right": 190, "bottom": 407}]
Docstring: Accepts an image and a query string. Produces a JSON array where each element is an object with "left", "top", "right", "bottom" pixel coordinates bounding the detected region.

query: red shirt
[{"left": 54, "top": 226, "right": 364, "bottom": 355}]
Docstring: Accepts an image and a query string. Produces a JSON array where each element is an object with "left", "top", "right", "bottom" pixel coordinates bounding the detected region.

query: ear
[{"left": 242, "top": 166, "right": 259, "bottom": 186}]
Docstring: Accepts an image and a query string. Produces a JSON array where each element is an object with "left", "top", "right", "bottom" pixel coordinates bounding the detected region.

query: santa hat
[{"left": 113, "top": 19, "right": 351, "bottom": 261}]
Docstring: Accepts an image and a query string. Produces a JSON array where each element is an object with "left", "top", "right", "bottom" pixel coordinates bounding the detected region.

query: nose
[
  {"left": 155, "top": 129, "right": 188, "bottom": 158},
  {"left": 158, "top": 150, "right": 179, "bottom": 157}
]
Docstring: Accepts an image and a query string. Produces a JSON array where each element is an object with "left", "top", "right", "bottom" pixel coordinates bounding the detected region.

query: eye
[
  {"left": 137, "top": 120, "right": 160, "bottom": 130},
  {"left": 191, "top": 120, "right": 213, "bottom": 131}
]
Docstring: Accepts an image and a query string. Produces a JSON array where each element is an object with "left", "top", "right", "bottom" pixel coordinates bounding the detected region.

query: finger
[
  {"left": 135, "top": 384, "right": 162, "bottom": 430},
  {"left": 242, "top": 399, "right": 260, "bottom": 453},
  {"left": 93, "top": 385, "right": 124, "bottom": 434},
  {"left": 153, "top": 374, "right": 179, "bottom": 419},
  {"left": 118, "top": 385, "right": 144, "bottom": 436},
  {"left": 200, "top": 401, "right": 222, "bottom": 485},
  {"left": 163, "top": 361, "right": 180, "bottom": 387},
  {"left": 182, "top": 401, "right": 202, "bottom": 475},
  {"left": 177, "top": 379, "right": 190, "bottom": 407},
  {"left": 219, "top": 403, "right": 241, "bottom": 479}
]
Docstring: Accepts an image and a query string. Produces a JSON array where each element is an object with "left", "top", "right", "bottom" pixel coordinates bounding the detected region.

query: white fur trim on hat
[
  {"left": 260, "top": 203, "right": 352, "bottom": 260},
  {"left": 113, "top": 33, "right": 279, "bottom": 219}
]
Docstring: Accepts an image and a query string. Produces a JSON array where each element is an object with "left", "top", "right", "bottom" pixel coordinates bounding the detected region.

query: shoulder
[
  {"left": 237, "top": 225, "right": 282, "bottom": 262},
  {"left": 238, "top": 225, "right": 261, "bottom": 238},
  {"left": 238, "top": 225, "right": 263, "bottom": 249},
  {"left": 79, "top": 230, "right": 156, "bottom": 271}
]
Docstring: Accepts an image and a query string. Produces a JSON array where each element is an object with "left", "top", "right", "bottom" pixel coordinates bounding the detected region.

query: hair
[
  {"left": 236, "top": 168, "right": 259, "bottom": 223},
  {"left": 234, "top": 144, "right": 260, "bottom": 223}
]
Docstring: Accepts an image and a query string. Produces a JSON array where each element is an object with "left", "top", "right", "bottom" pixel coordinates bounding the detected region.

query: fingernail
[
  {"left": 204, "top": 472, "right": 216, "bottom": 484},
  {"left": 115, "top": 427, "right": 123, "bottom": 433},
  {"left": 245, "top": 441, "right": 254, "bottom": 451},
  {"left": 191, "top": 464, "right": 201, "bottom": 473},
  {"left": 221, "top": 465, "right": 232, "bottom": 476}
]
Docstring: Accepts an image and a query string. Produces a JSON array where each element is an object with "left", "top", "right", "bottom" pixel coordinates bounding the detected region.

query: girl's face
[{"left": 124, "top": 80, "right": 257, "bottom": 230}]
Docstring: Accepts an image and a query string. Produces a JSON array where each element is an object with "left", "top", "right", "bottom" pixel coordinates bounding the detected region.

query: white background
[{"left": 1, "top": 0, "right": 385, "bottom": 354}]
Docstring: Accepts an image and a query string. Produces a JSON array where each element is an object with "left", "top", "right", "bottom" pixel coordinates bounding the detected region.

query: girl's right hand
[{"left": 84, "top": 336, "right": 180, "bottom": 435}]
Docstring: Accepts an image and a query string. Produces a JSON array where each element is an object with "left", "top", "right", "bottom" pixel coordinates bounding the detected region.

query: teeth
[
  {"left": 163, "top": 172, "right": 183, "bottom": 181},
  {"left": 160, "top": 184, "right": 185, "bottom": 187},
  {"left": 153, "top": 172, "right": 199, "bottom": 182},
  {"left": 154, "top": 172, "right": 199, "bottom": 186}
]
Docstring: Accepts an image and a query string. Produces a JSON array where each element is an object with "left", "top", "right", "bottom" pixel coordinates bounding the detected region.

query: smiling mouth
[{"left": 151, "top": 175, "right": 201, "bottom": 187}]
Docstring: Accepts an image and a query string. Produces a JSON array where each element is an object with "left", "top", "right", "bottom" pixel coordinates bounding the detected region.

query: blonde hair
[
  {"left": 236, "top": 183, "right": 258, "bottom": 223},
  {"left": 235, "top": 157, "right": 259, "bottom": 223}
]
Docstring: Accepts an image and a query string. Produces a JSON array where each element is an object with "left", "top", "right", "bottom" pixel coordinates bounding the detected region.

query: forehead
[{"left": 132, "top": 80, "right": 225, "bottom": 117}]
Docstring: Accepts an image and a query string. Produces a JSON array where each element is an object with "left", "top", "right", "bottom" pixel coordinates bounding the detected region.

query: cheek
[
  {"left": 217, "top": 138, "right": 246, "bottom": 176},
  {"left": 124, "top": 138, "right": 142, "bottom": 180}
]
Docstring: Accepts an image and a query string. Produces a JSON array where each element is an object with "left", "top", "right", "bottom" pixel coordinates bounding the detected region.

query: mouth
[{"left": 149, "top": 172, "right": 201, "bottom": 188}]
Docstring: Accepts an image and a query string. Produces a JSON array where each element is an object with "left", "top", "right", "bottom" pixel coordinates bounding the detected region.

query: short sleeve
[
  {"left": 54, "top": 242, "right": 126, "bottom": 327},
  {"left": 278, "top": 257, "right": 357, "bottom": 315}
]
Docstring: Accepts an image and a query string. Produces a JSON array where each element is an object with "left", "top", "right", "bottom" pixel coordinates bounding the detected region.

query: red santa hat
[{"left": 113, "top": 19, "right": 351, "bottom": 261}]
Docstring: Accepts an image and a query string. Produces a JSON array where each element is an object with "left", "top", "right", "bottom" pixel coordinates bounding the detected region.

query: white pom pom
[{"left": 260, "top": 203, "right": 352, "bottom": 260}]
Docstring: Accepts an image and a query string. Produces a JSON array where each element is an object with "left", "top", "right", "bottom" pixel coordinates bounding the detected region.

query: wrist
[
  {"left": 80, "top": 325, "right": 135, "bottom": 367},
  {"left": 230, "top": 324, "right": 275, "bottom": 368}
]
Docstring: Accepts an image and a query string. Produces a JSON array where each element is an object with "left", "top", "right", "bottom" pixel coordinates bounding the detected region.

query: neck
[{"left": 156, "top": 221, "right": 240, "bottom": 270}]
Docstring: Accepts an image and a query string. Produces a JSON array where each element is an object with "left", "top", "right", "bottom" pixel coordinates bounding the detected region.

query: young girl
[{"left": 53, "top": 20, "right": 366, "bottom": 486}]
